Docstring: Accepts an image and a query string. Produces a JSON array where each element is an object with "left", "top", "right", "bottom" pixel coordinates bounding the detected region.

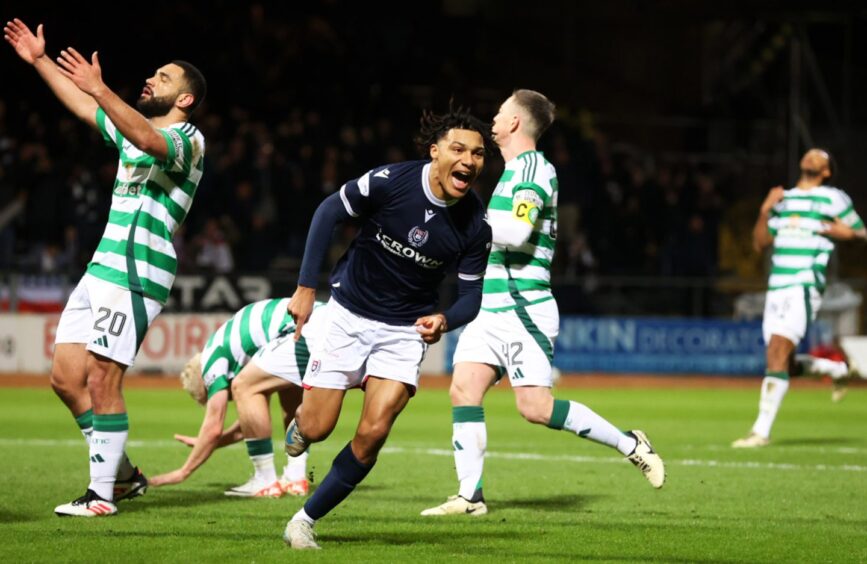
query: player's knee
[
  {"left": 356, "top": 419, "right": 392, "bottom": 446},
  {"left": 230, "top": 376, "right": 250, "bottom": 399},
  {"left": 766, "top": 342, "right": 791, "bottom": 371},
  {"left": 449, "top": 379, "right": 481, "bottom": 405},
  {"left": 85, "top": 365, "right": 109, "bottom": 395},
  {"left": 85, "top": 362, "right": 122, "bottom": 402},
  {"left": 448, "top": 383, "right": 465, "bottom": 404},
  {"left": 297, "top": 414, "right": 333, "bottom": 443},
  {"left": 50, "top": 365, "right": 76, "bottom": 398}
]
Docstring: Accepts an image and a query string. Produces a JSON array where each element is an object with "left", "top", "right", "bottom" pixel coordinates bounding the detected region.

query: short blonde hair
[{"left": 179, "top": 353, "right": 206, "bottom": 405}]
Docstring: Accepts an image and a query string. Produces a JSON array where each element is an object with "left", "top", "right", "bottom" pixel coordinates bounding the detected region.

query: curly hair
[
  {"left": 414, "top": 104, "right": 495, "bottom": 156},
  {"left": 179, "top": 352, "right": 206, "bottom": 406}
]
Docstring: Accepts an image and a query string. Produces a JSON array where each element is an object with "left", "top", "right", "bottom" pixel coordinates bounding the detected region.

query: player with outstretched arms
[{"left": 4, "top": 18, "right": 206, "bottom": 516}]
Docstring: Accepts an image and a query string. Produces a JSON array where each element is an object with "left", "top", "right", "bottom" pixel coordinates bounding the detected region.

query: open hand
[
  {"left": 56, "top": 47, "right": 105, "bottom": 96},
  {"left": 3, "top": 19, "right": 45, "bottom": 64},
  {"left": 149, "top": 469, "right": 187, "bottom": 487}
]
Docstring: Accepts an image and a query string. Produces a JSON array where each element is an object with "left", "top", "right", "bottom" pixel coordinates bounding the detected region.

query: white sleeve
[{"left": 488, "top": 213, "right": 533, "bottom": 247}]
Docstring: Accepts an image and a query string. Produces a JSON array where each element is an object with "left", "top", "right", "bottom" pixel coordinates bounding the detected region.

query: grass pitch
[{"left": 0, "top": 380, "right": 865, "bottom": 563}]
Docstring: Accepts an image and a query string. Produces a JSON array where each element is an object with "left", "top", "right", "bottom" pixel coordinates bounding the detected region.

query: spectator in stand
[{"left": 195, "top": 218, "right": 234, "bottom": 273}]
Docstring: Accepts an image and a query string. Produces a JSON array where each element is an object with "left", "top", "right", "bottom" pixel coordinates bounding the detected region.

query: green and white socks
[
  {"left": 75, "top": 409, "right": 135, "bottom": 484},
  {"left": 88, "top": 413, "right": 129, "bottom": 501},
  {"left": 75, "top": 409, "right": 94, "bottom": 441},
  {"left": 451, "top": 400, "right": 637, "bottom": 500},
  {"left": 752, "top": 371, "right": 789, "bottom": 439},
  {"left": 452, "top": 406, "right": 486, "bottom": 502},
  {"left": 246, "top": 437, "right": 278, "bottom": 485},
  {"left": 548, "top": 399, "right": 637, "bottom": 455}
]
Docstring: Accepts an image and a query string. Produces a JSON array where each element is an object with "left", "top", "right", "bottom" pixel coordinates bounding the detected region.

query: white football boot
[
  {"left": 55, "top": 489, "right": 118, "bottom": 517},
  {"left": 420, "top": 495, "right": 488, "bottom": 516},
  {"left": 731, "top": 432, "right": 770, "bottom": 448},
  {"left": 625, "top": 430, "right": 666, "bottom": 488},
  {"left": 224, "top": 477, "right": 284, "bottom": 498},
  {"left": 284, "top": 520, "right": 320, "bottom": 549}
]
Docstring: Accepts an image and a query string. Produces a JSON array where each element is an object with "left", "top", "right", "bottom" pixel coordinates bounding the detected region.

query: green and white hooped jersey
[
  {"left": 482, "top": 150, "right": 558, "bottom": 311},
  {"left": 767, "top": 186, "right": 863, "bottom": 293},
  {"left": 201, "top": 299, "right": 321, "bottom": 399},
  {"left": 88, "top": 108, "right": 205, "bottom": 304}
]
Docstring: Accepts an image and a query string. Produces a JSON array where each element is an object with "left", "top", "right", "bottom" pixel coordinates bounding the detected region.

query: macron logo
[
  {"left": 425, "top": 209, "right": 437, "bottom": 223},
  {"left": 374, "top": 168, "right": 391, "bottom": 179}
]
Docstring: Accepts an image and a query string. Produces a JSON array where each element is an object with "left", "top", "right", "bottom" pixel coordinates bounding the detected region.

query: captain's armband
[{"left": 511, "top": 189, "right": 544, "bottom": 226}]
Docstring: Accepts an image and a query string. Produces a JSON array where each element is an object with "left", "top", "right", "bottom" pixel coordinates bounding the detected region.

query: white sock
[
  {"left": 452, "top": 406, "right": 486, "bottom": 501},
  {"left": 555, "top": 400, "right": 636, "bottom": 455},
  {"left": 283, "top": 451, "right": 309, "bottom": 482},
  {"left": 246, "top": 438, "right": 278, "bottom": 484},
  {"left": 88, "top": 413, "right": 129, "bottom": 501},
  {"left": 85, "top": 429, "right": 134, "bottom": 481},
  {"left": 251, "top": 453, "right": 278, "bottom": 484},
  {"left": 752, "top": 374, "right": 789, "bottom": 439},
  {"left": 292, "top": 507, "right": 315, "bottom": 525}
]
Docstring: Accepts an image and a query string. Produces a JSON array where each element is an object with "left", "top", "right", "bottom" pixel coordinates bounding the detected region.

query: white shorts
[
  {"left": 55, "top": 273, "right": 162, "bottom": 367},
  {"left": 453, "top": 299, "right": 559, "bottom": 387},
  {"left": 302, "top": 298, "right": 426, "bottom": 393},
  {"left": 252, "top": 304, "right": 327, "bottom": 387},
  {"left": 762, "top": 285, "right": 821, "bottom": 346}
]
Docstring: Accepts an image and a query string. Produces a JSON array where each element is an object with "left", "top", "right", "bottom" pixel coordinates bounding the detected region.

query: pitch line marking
[
  {"left": 380, "top": 446, "right": 867, "bottom": 473},
  {"left": 2, "top": 438, "right": 864, "bottom": 473}
]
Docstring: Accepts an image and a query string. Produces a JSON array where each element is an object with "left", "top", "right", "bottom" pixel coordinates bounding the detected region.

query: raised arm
[
  {"left": 55, "top": 48, "right": 169, "bottom": 161},
  {"left": 148, "top": 390, "right": 230, "bottom": 487},
  {"left": 753, "top": 186, "right": 784, "bottom": 253},
  {"left": 3, "top": 19, "right": 98, "bottom": 127}
]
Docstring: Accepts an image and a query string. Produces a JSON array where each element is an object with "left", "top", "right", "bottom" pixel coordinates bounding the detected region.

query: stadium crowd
[
  {"left": 0, "top": 99, "right": 734, "bottom": 280},
  {"left": 0, "top": 3, "right": 739, "bottom": 283}
]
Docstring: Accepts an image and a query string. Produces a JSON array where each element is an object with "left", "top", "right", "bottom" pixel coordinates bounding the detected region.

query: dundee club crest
[{"left": 408, "top": 226, "right": 429, "bottom": 248}]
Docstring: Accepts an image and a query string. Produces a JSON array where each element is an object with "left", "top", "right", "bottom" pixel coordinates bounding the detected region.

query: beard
[
  {"left": 800, "top": 168, "right": 823, "bottom": 179},
  {"left": 136, "top": 94, "right": 175, "bottom": 118}
]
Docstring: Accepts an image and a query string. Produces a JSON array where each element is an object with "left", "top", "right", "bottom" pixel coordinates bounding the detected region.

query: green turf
[{"left": 1, "top": 383, "right": 865, "bottom": 563}]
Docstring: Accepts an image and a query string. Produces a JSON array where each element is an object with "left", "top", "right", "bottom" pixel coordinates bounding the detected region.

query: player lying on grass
[{"left": 150, "top": 298, "right": 325, "bottom": 496}]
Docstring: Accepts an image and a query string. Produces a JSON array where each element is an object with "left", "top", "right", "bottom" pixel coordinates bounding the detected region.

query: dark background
[{"left": 1, "top": 0, "right": 866, "bottom": 314}]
